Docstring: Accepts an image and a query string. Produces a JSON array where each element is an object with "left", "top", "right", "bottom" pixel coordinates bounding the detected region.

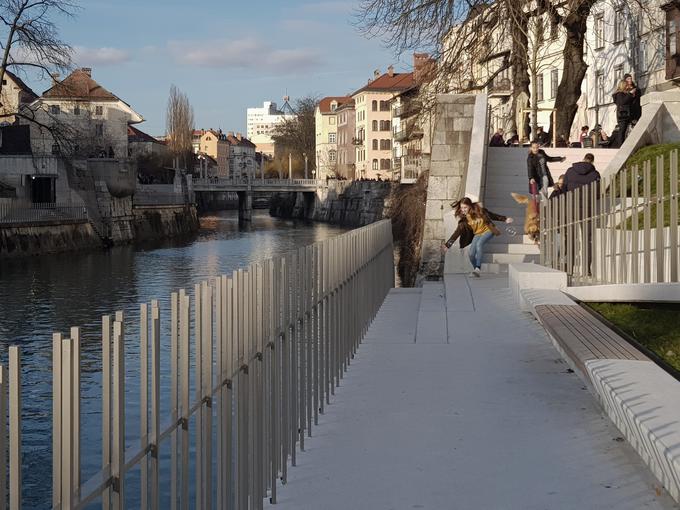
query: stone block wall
[{"left": 420, "top": 95, "right": 477, "bottom": 277}]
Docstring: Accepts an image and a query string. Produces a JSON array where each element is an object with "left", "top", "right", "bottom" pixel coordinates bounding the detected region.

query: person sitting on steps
[{"left": 441, "top": 197, "right": 513, "bottom": 278}]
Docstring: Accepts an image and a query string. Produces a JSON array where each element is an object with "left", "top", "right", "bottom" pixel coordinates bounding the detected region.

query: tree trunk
[
  {"left": 554, "top": 1, "right": 597, "bottom": 139},
  {"left": 509, "top": 6, "right": 530, "bottom": 140}
]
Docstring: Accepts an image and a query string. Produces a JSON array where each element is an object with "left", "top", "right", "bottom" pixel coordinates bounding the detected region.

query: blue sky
[{"left": 39, "top": 0, "right": 407, "bottom": 136}]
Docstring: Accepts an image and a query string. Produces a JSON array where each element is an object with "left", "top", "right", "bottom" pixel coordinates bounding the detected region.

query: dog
[{"left": 511, "top": 192, "right": 540, "bottom": 243}]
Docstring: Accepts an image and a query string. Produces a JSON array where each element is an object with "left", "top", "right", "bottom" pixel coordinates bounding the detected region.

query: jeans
[{"left": 468, "top": 231, "right": 494, "bottom": 270}]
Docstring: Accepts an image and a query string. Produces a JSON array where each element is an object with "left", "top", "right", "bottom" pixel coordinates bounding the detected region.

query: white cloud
[
  {"left": 73, "top": 46, "right": 131, "bottom": 66},
  {"left": 168, "top": 38, "right": 322, "bottom": 73}
]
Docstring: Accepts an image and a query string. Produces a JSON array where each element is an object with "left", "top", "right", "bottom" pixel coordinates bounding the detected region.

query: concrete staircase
[{"left": 480, "top": 147, "right": 617, "bottom": 272}]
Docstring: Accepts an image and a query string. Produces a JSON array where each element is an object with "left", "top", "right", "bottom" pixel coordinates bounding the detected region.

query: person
[
  {"left": 549, "top": 174, "right": 566, "bottom": 199},
  {"left": 579, "top": 126, "right": 590, "bottom": 146},
  {"left": 505, "top": 132, "right": 520, "bottom": 146},
  {"left": 563, "top": 153, "right": 601, "bottom": 276},
  {"left": 489, "top": 128, "right": 505, "bottom": 147},
  {"left": 624, "top": 73, "right": 642, "bottom": 125},
  {"left": 556, "top": 135, "right": 569, "bottom": 148},
  {"left": 527, "top": 141, "right": 566, "bottom": 199},
  {"left": 441, "top": 197, "right": 513, "bottom": 277},
  {"left": 536, "top": 126, "right": 551, "bottom": 147},
  {"left": 612, "top": 80, "right": 635, "bottom": 148}
]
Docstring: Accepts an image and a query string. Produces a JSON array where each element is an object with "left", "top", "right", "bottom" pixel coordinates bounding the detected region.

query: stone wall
[
  {"left": 0, "top": 220, "right": 101, "bottom": 257},
  {"left": 420, "top": 94, "right": 476, "bottom": 277},
  {"left": 270, "top": 181, "right": 393, "bottom": 228},
  {"left": 133, "top": 205, "right": 199, "bottom": 241}
]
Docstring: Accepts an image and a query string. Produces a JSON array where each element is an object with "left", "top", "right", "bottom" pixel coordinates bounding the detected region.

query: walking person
[
  {"left": 612, "top": 80, "right": 635, "bottom": 148},
  {"left": 441, "top": 197, "right": 513, "bottom": 277},
  {"left": 527, "top": 141, "right": 566, "bottom": 199}
]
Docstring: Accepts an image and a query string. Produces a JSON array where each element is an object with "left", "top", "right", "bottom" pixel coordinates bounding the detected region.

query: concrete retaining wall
[
  {"left": 0, "top": 220, "right": 100, "bottom": 257},
  {"left": 133, "top": 205, "right": 199, "bottom": 241}
]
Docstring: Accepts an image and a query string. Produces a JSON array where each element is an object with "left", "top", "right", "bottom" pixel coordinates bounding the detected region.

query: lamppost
[
  {"left": 303, "top": 153, "right": 308, "bottom": 179},
  {"left": 288, "top": 152, "right": 292, "bottom": 181}
]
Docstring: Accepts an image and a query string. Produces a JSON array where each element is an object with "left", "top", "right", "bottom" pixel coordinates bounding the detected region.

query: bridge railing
[
  {"left": 540, "top": 150, "right": 679, "bottom": 285},
  {"left": 0, "top": 202, "right": 88, "bottom": 225},
  {"left": 0, "top": 220, "right": 394, "bottom": 509},
  {"left": 193, "top": 177, "right": 323, "bottom": 188}
]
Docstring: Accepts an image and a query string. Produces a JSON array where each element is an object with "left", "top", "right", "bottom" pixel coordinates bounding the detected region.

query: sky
[{"left": 34, "top": 0, "right": 408, "bottom": 136}]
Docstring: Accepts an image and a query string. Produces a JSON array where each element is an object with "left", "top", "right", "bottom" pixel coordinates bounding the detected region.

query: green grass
[
  {"left": 588, "top": 302, "right": 680, "bottom": 372},
  {"left": 621, "top": 143, "right": 680, "bottom": 228}
]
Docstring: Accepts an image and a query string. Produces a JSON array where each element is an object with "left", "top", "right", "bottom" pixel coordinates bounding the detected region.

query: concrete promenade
[{"left": 272, "top": 274, "right": 678, "bottom": 509}]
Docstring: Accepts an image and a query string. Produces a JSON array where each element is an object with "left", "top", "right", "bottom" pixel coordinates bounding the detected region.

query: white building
[
  {"left": 225, "top": 132, "right": 258, "bottom": 178},
  {"left": 246, "top": 99, "right": 295, "bottom": 157},
  {"left": 315, "top": 96, "right": 352, "bottom": 179}
]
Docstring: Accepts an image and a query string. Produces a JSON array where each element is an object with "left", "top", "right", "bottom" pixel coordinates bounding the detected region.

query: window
[
  {"left": 614, "top": 7, "right": 625, "bottom": 42},
  {"left": 614, "top": 64, "right": 624, "bottom": 88},
  {"left": 536, "top": 74, "right": 544, "bottom": 102},
  {"left": 550, "top": 19, "right": 559, "bottom": 40},
  {"left": 595, "top": 15, "right": 605, "bottom": 48},
  {"left": 372, "top": 120, "right": 378, "bottom": 131},
  {"left": 380, "top": 158, "right": 391, "bottom": 170},
  {"left": 380, "top": 101, "right": 390, "bottom": 111},
  {"left": 330, "top": 102, "right": 337, "bottom": 112},
  {"left": 74, "top": 105, "right": 81, "bottom": 115},
  {"left": 49, "top": 105, "right": 60, "bottom": 115},
  {"left": 95, "top": 123, "right": 104, "bottom": 137},
  {"left": 550, "top": 69, "right": 558, "bottom": 99},
  {"left": 380, "top": 139, "right": 392, "bottom": 150},
  {"left": 658, "top": 29, "right": 667, "bottom": 62},
  {"left": 372, "top": 100, "right": 378, "bottom": 111},
  {"left": 329, "top": 117, "right": 336, "bottom": 125},
  {"left": 596, "top": 70, "right": 605, "bottom": 105},
  {"left": 535, "top": 16, "right": 545, "bottom": 45},
  {"left": 372, "top": 139, "right": 379, "bottom": 150},
  {"left": 380, "top": 120, "right": 391, "bottom": 131},
  {"left": 329, "top": 150, "right": 336, "bottom": 163},
  {"left": 669, "top": 19, "right": 677, "bottom": 56},
  {"left": 639, "top": 40, "right": 648, "bottom": 73},
  {"left": 372, "top": 159, "right": 378, "bottom": 170},
  {"left": 95, "top": 105, "right": 104, "bottom": 116},
  {"left": 328, "top": 132, "right": 336, "bottom": 144}
]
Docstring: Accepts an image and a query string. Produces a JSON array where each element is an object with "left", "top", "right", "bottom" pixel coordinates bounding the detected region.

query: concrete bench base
[
  {"left": 509, "top": 263, "right": 567, "bottom": 311},
  {"left": 587, "top": 359, "right": 680, "bottom": 502}
]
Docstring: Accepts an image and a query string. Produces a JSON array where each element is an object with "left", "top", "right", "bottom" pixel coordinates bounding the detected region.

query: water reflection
[{"left": 0, "top": 210, "right": 347, "bottom": 509}]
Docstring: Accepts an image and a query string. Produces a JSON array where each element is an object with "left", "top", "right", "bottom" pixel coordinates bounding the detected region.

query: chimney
[
  {"left": 81, "top": 67, "right": 92, "bottom": 77},
  {"left": 51, "top": 73, "right": 60, "bottom": 86},
  {"left": 387, "top": 65, "right": 394, "bottom": 77},
  {"left": 373, "top": 69, "right": 381, "bottom": 79},
  {"left": 236, "top": 132, "right": 242, "bottom": 141}
]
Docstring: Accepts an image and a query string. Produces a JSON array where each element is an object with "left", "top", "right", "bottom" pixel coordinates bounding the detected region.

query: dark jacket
[
  {"left": 630, "top": 85, "right": 642, "bottom": 121},
  {"left": 549, "top": 186, "right": 565, "bottom": 200},
  {"left": 527, "top": 150, "right": 561, "bottom": 190},
  {"left": 613, "top": 91, "right": 634, "bottom": 120},
  {"left": 445, "top": 208, "right": 507, "bottom": 249},
  {"left": 489, "top": 133, "right": 505, "bottom": 147},
  {"left": 536, "top": 131, "right": 551, "bottom": 147},
  {"left": 563, "top": 161, "right": 601, "bottom": 193}
]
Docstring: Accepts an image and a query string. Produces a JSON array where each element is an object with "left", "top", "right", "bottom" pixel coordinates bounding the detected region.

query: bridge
[{"left": 192, "top": 178, "right": 324, "bottom": 221}]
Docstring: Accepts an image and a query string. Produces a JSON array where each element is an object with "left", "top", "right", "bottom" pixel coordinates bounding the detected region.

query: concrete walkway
[{"left": 272, "top": 274, "right": 678, "bottom": 509}]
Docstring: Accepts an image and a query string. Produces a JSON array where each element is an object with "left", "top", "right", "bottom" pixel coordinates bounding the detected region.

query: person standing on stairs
[
  {"left": 441, "top": 197, "right": 514, "bottom": 277},
  {"left": 527, "top": 141, "right": 566, "bottom": 199}
]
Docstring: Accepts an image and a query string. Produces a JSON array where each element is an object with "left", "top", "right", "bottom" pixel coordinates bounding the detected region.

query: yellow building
[
  {"left": 192, "top": 129, "right": 229, "bottom": 176},
  {"left": 315, "top": 96, "right": 352, "bottom": 179},
  {"left": 352, "top": 67, "right": 415, "bottom": 180}
]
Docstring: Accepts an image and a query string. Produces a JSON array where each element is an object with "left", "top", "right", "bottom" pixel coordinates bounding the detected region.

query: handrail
[{"left": 0, "top": 219, "right": 395, "bottom": 509}]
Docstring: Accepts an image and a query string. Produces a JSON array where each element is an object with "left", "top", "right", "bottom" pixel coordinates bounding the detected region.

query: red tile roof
[
  {"left": 318, "top": 96, "right": 353, "bottom": 114},
  {"left": 352, "top": 71, "right": 416, "bottom": 96},
  {"left": 42, "top": 68, "right": 120, "bottom": 101},
  {"left": 226, "top": 133, "right": 256, "bottom": 148},
  {"left": 128, "top": 125, "right": 160, "bottom": 144}
]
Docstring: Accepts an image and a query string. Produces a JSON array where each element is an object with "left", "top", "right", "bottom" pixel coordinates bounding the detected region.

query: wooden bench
[{"left": 534, "top": 304, "right": 648, "bottom": 378}]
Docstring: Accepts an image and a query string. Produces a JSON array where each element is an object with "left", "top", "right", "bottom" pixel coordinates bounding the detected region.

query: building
[
  {"left": 0, "top": 70, "right": 38, "bottom": 124},
  {"left": 352, "top": 67, "right": 415, "bottom": 180},
  {"left": 225, "top": 132, "right": 258, "bottom": 178},
  {"left": 192, "top": 129, "right": 229, "bottom": 176},
  {"left": 246, "top": 99, "right": 296, "bottom": 157},
  {"left": 27, "top": 68, "right": 144, "bottom": 158},
  {"left": 335, "top": 100, "right": 356, "bottom": 179},
  {"left": 315, "top": 96, "right": 352, "bottom": 179},
  {"left": 128, "top": 125, "right": 168, "bottom": 159}
]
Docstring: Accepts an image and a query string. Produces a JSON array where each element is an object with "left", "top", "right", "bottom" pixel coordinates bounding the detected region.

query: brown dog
[{"left": 511, "top": 193, "right": 540, "bottom": 243}]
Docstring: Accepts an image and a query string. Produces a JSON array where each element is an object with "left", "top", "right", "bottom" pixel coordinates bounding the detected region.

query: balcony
[
  {"left": 351, "top": 137, "right": 364, "bottom": 146},
  {"left": 393, "top": 124, "right": 424, "bottom": 143},
  {"left": 400, "top": 156, "right": 422, "bottom": 183},
  {"left": 488, "top": 77, "right": 512, "bottom": 97},
  {"left": 392, "top": 100, "right": 422, "bottom": 119}
]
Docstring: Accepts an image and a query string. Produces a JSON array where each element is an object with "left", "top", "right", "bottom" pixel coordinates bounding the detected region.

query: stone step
[
  {"left": 482, "top": 252, "right": 541, "bottom": 265},
  {"left": 485, "top": 242, "right": 540, "bottom": 255}
]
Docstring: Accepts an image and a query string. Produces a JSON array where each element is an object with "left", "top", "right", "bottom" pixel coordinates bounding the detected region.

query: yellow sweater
[{"left": 468, "top": 216, "right": 491, "bottom": 236}]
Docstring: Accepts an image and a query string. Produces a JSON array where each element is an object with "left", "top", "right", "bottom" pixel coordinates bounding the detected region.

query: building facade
[
  {"left": 246, "top": 99, "right": 296, "bottom": 157},
  {"left": 0, "top": 70, "right": 37, "bottom": 124},
  {"left": 27, "top": 68, "right": 144, "bottom": 158},
  {"left": 225, "top": 132, "right": 258, "bottom": 178},
  {"left": 192, "top": 129, "right": 229, "bottom": 176},
  {"left": 315, "top": 96, "right": 352, "bottom": 179},
  {"left": 335, "top": 100, "right": 356, "bottom": 179},
  {"left": 352, "top": 67, "right": 415, "bottom": 180}
]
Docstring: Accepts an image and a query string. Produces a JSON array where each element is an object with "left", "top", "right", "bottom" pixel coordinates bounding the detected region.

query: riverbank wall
[
  {"left": 269, "top": 181, "right": 394, "bottom": 228},
  {"left": 0, "top": 219, "right": 101, "bottom": 257}
]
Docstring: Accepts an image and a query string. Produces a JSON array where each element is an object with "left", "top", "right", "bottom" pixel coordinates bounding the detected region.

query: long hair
[
  {"left": 616, "top": 80, "right": 629, "bottom": 93},
  {"left": 451, "top": 197, "right": 482, "bottom": 220}
]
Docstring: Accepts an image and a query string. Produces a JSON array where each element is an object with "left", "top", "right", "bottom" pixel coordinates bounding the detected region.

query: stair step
[
  {"left": 485, "top": 243, "right": 540, "bottom": 255},
  {"left": 482, "top": 253, "right": 540, "bottom": 265}
]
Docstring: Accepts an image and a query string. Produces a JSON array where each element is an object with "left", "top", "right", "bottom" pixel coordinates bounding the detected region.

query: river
[{"left": 0, "top": 210, "right": 348, "bottom": 508}]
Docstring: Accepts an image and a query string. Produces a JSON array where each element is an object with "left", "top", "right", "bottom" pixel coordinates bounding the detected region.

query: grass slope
[{"left": 588, "top": 302, "right": 680, "bottom": 372}]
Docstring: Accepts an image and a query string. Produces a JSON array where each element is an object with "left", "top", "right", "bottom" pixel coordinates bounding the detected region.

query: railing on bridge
[
  {"left": 0, "top": 202, "right": 88, "bottom": 225},
  {"left": 0, "top": 220, "right": 394, "bottom": 509},
  {"left": 193, "top": 177, "right": 322, "bottom": 188},
  {"left": 540, "top": 151, "right": 679, "bottom": 286}
]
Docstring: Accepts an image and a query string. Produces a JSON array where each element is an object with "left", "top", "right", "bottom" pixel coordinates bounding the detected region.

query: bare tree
[
  {"left": 271, "top": 95, "right": 317, "bottom": 172},
  {"left": 165, "top": 85, "right": 194, "bottom": 170}
]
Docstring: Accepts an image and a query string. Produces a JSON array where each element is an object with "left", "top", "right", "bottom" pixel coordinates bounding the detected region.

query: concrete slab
[
  {"left": 363, "top": 288, "right": 420, "bottom": 344},
  {"left": 587, "top": 359, "right": 680, "bottom": 502},
  {"left": 272, "top": 275, "right": 676, "bottom": 510},
  {"left": 416, "top": 282, "right": 447, "bottom": 344},
  {"left": 509, "top": 263, "right": 568, "bottom": 311},
  {"left": 567, "top": 283, "right": 680, "bottom": 303}
]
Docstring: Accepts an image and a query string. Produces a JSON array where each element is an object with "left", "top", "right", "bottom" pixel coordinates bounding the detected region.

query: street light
[{"left": 303, "top": 153, "right": 308, "bottom": 179}]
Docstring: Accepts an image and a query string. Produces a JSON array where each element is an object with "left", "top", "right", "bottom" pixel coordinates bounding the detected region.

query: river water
[{"left": 0, "top": 210, "right": 347, "bottom": 508}]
